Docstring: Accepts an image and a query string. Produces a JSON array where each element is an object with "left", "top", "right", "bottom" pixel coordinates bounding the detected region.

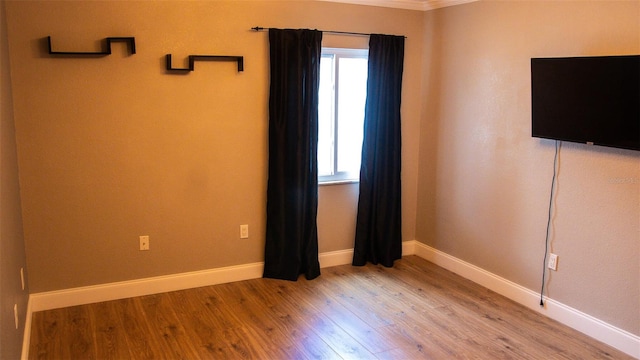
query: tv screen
[{"left": 531, "top": 55, "right": 639, "bottom": 151}]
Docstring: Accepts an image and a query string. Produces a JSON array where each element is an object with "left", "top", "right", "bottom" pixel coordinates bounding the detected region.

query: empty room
[{"left": 1, "top": 0, "right": 638, "bottom": 359}]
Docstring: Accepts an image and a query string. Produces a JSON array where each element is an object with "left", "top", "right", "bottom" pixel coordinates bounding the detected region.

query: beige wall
[
  {"left": 5, "top": 0, "right": 639, "bottom": 343},
  {"left": 417, "top": 1, "right": 639, "bottom": 335},
  {"left": 5, "top": 1, "right": 423, "bottom": 293},
  {"left": 1, "top": 0, "right": 29, "bottom": 357}
]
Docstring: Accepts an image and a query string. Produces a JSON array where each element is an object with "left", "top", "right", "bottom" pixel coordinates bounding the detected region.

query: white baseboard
[
  {"left": 319, "top": 241, "right": 416, "bottom": 268},
  {"left": 319, "top": 248, "right": 354, "bottom": 268},
  {"left": 20, "top": 298, "right": 32, "bottom": 360},
  {"left": 29, "top": 261, "right": 265, "bottom": 313},
  {"left": 28, "top": 244, "right": 414, "bottom": 312},
  {"left": 410, "top": 240, "right": 640, "bottom": 359},
  {"left": 23, "top": 240, "right": 639, "bottom": 359}
]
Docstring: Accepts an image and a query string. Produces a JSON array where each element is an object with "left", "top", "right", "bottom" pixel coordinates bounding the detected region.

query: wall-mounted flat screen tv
[{"left": 531, "top": 55, "right": 639, "bottom": 151}]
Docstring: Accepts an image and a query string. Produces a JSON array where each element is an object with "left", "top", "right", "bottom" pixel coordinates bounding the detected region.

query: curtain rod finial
[{"left": 252, "top": 26, "right": 265, "bottom": 32}]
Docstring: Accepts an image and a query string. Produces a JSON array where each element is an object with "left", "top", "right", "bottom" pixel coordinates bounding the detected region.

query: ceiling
[{"left": 317, "top": 0, "right": 478, "bottom": 11}]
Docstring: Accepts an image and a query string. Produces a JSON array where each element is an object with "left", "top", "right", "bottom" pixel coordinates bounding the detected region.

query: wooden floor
[{"left": 29, "top": 256, "right": 632, "bottom": 359}]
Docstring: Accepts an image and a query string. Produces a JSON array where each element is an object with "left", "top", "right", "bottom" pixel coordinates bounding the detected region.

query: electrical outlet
[
  {"left": 139, "top": 235, "right": 150, "bottom": 250},
  {"left": 240, "top": 224, "right": 249, "bottom": 239},
  {"left": 548, "top": 253, "right": 558, "bottom": 271},
  {"left": 14, "top": 304, "right": 18, "bottom": 329}
]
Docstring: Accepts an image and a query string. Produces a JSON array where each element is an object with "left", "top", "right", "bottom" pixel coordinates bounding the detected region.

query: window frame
[{"left": 318, "top": 47, "right": 369, "bottom": 185}]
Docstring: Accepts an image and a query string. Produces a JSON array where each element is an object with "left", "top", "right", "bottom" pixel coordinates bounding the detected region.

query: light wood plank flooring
[{"left": 29, "top": 256, "right": 633, "bottom": 359}]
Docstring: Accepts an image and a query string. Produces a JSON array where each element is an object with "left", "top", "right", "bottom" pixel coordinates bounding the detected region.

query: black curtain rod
[{"left": 251, "top": 26, "right": 406, "bottom": 38}]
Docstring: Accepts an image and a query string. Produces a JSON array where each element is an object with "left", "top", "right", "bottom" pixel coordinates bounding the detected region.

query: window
[{"left": 318, "top": 48, "right": 368, "bottom": 184}]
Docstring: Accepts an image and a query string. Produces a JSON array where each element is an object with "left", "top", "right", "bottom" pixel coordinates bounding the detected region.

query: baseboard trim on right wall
[{"left": 407, "top": 240, "right": 640, "bottom": 359}]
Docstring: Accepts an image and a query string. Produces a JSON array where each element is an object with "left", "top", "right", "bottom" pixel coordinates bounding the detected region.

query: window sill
[{"left": 319, "top": 179, "right": 359, "bottom": 186}]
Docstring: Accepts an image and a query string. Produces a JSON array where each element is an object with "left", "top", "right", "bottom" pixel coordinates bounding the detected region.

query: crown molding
[{"left": 316, "top": 0, "right": 478, "bottom": 11}]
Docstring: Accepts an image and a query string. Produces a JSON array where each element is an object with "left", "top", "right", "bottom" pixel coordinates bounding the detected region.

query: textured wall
[
  {"left": 417, "top": 1, "right": 639, "bottom": 335},
  {"left": 5, "top": 0, "right": 639, "bottom": 348},
  {"left": 1, "top": 0, "right": 29, "bottom": 358},
  {"left": 4, "top": 0, "right": 423, "bottom": 293}
]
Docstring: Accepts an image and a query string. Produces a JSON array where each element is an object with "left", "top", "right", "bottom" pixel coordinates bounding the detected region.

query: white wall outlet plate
[
  {"left": 14, "top": 304, "right": 18, "bottom": 329},
  {"left": 548, "top": 253, "right": 558, "bottom": 271},
  {"left": 140, "top": 235, "right": 150, "bottom": 250},
  {"left": 240, "top": 224, "right": 249, "bottom": 239}
]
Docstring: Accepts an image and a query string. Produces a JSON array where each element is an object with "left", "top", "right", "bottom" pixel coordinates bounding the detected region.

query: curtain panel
[
  {"left": 353, "top": 34, "right": 405, "bottom": 267},
  {"left": 263, "top": 29, "right": 323, "bottom": 281}
]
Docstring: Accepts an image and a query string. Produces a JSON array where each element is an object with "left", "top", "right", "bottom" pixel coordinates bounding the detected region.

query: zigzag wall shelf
[
  {"left": 46, "top": 36, "right": 244, "bottom": 73},
  {"left": 166, "top": 54, "right": 244, "bottom": 73},
  {"left": 47, "top": 36, "right": 136, "bottom": 56}
]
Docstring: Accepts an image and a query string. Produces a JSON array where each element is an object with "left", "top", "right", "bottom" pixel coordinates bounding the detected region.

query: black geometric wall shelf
[
  {"left": 47, "top": 36, "right": 136, "bottom": 56},
  {"left": 165, "top": 54, "right": 244, "bottom": 73}
]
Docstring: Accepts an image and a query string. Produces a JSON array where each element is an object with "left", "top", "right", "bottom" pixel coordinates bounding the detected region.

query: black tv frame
[{"left": 531, "top": 55, "right": 639, "bottom": 151}]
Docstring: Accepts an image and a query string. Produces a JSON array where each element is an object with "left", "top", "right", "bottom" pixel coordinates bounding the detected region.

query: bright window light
[{"left": 318, "top": 48, "right": 368, "bottom": 183}]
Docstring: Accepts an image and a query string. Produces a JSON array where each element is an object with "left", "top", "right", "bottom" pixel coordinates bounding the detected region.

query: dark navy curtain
[
  {"left": 353, "top": 34, "right": 405, "bottom": 267},
  {"left": 263, "top": 29, "right": 323, "bottom": 281}
]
